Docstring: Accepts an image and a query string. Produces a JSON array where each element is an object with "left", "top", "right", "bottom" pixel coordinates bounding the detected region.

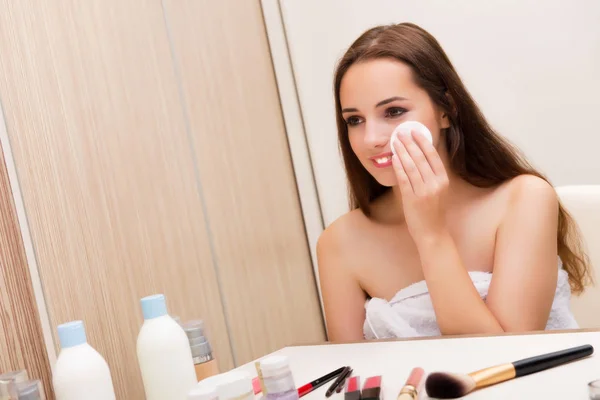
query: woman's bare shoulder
[
  {"left": 482, "top": 174, "right": 558, "bottom": 224},
  {"left": 318, "top": 209, "right": 369, "bottom": 248},
  {"left": 508, "top": 174, "right": 556, "bottom": 196},
  {"left": 316, "top": 209, "right": 370, "bottom": 264},
  {"left": 492, "top": 174, "right": 557, "bottom": 205}
]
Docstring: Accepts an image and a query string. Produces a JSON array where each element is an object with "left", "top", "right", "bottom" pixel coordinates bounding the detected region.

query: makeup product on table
[
  {"left": 53, "top": 320, "right": 116, "bottom": 400},
  {"left": 361, "top": 376, "right": 382, "bottom": 400},
  {"left": 344, "top": 376, "right": 361, "bottom": 400},
  {"left": 298, "top": 366, "right": 345, "bottom": 397},
  {"left": 255, "top": 362, "right": 268, "bottom": 395},
  {"left": 0, "top": 370, "right": 28, "bottom": 400},
  {"left": 425, "top": 344, "right": 594, "bottom": 399},
  {"left": 136, "top": 294, "right": 197, "bottom": 400},
  {"left": 216, "top": 371, "right": 254, "bottom": 400},
  {"left": 16, "top": 380, "right": 44, "bottom": 400},
  {"left": 335, "top": 370, "right": 352, "bottom": 393},
  {"left": 187, "top": 384, "right": 217, "bottom": 400},
  {"left": 260, "top": 355, "right": 299, "bottom": 400},
  {"left": 188, "top": 373, "right": 229, "bottom": 400},
  {"left": 326, "top": 367, "right": 352, "bottom": 397},
  {"left": 187, "top": 376, "right": 223, "bottom": 400},
  {"left": 182, "top": 320, "right": 220, "bottom": 381},
  {"left": 397, "top": 367, "right": 424, "bottom": 400},
  {"left": 589, "top": 379, "right": 600, "bottom": 399},
  {"left": 335, "top": 368, "right": 353, "bottom": 394},
  {"left": 252, "top": 376, "right": 263, "bottom": 395}
]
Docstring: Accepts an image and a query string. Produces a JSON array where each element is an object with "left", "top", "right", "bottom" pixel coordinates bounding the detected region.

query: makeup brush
[{"left": 425, "top": 344, "right": 593, "bottom": 399}]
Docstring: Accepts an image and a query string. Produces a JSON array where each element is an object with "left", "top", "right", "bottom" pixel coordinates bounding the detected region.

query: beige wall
[{"left": 0, "top": 0, "right": 324, "bottom": 398}]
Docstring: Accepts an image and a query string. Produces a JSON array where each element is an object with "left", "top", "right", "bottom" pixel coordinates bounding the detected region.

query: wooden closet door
[
  {"left": 0, "top": 137, "right": 54, "bottom": 399},
  {"left": 162, "top": 0, "right": 326, "bottom": 365},
  {"left": 0, "top": 1, "right": 233, "bottom": 398}
]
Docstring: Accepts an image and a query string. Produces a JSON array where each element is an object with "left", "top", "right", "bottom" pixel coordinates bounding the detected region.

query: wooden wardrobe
[{"left": 0, "top": 0, "right": 325, "bottom": 398}]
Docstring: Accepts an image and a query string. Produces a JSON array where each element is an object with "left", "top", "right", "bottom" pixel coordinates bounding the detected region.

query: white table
[{"left": 235, "top": 330, "right": 600, "bottom": 399}]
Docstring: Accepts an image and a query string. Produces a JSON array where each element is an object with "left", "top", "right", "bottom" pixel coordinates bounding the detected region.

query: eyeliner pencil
[
  {"left": 335, "top": 368, "right": 353, "bottom": 393},
  {"left": 298, "top": 366, "right": 346, "bottom": 397},
  {"left": 326, "top": 366, "right": 352, "bottom": 397}
]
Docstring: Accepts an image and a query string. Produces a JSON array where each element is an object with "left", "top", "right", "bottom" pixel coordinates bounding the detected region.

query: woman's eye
[
  {"left": 386, "top": 107, "right": 406, "bottom": 118},
  {"left": 346, "top": 116, "right": 363, "bottom": 126}
]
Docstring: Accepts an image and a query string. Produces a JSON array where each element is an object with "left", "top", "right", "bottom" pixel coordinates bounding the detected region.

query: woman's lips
[{"left": 370, "top": 152, "right": 393, "bottom": 168}]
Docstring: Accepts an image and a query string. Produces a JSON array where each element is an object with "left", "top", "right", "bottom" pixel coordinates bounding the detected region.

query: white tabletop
[{"left": 235, "top": 330, "right": 600, "bottom": 399}]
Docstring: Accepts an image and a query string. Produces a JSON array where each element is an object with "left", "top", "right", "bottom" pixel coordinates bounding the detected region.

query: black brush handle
[{"left": 513, "top": 344, "right": 593, "bottom": 377}]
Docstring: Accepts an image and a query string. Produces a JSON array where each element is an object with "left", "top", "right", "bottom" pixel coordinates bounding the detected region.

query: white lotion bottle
[
  {"left": 52, "top": 320, "right": 116, "bottom": 400},
  {"left": 137, "top": 294, "right": 197, "bottom": 399}
]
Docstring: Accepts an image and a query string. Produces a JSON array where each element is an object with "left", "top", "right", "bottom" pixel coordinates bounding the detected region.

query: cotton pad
[{"left": 390, "top": 121, "right": 433, "bottom": 158}]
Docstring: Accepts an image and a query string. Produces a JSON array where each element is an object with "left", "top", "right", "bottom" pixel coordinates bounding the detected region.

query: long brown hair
[{"left": 333, "top": 22, "right": 591, "bottom": 294}]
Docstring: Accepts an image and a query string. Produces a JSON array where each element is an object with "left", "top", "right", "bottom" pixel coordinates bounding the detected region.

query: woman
[{"left": 317, "top": 22, "right": 591, "bottom": 342}]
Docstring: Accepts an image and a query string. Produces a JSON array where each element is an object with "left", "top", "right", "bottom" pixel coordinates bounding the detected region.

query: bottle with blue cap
[
  {"left": 52, "top": 320, "right": 116, "bottom": 400},
  {"left": 137, "top": 293, "right": 197, "bottom": 399}
]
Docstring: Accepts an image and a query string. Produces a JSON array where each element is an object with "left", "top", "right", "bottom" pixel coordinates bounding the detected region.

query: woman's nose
[{"left": 364, "top": 121, "right": 390, "bottom": 149}]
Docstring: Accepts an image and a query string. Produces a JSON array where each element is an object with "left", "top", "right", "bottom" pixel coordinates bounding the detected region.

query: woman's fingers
[
  {"left": 392, "top": 154, "right": 412, "bottom": 195},
  {"left": 411, "top": 131, "right": 447, "bottom": 179},
  {"left": 400, "top": 132, "right": 436, "bottom": 183},
  {"left": 393, "top": 135, "right": 424, "bottom": 193}
]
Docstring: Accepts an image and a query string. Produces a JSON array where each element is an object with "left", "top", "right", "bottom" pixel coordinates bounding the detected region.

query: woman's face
[{"left": 339, "top": 58, "right": 449, "bottom": 187}]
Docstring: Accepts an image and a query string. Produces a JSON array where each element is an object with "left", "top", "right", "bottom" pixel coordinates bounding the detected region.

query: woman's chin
[{"left": 373, "top": 175, "right": 398, "bottom": 187}]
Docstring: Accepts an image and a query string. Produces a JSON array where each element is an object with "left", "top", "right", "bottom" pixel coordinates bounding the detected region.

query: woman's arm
[
  {"left": 393, "top": 132, "right": 558, "bottom": 335},
  {"left": 416, "top": 232, "right": 505, "bottom": 335},
  {"left": 417, "top": 176, "right": 558, "bottom": 334},
  {"left": 317, "top": 225, "right": 367, "bottom": 342},
  {"left": 485, "top": 175, "right": 559, "bottom": 331}
]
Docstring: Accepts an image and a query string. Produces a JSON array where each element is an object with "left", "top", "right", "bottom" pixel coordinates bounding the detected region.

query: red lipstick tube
[
  {"left": 344, "top": 376, "right": 361, "bottom": 400},
  {"left": 361, "top": 376, "right": 381, "bottom": 400}
]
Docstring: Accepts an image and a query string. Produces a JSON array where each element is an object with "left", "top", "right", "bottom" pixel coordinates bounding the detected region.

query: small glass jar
[
  {"left": 216, "top": 371, "right": 254, "bottom": 400},
  {"left": 16, "top": 380, "right": 44, "bottom": 400},
  {"left": 0, "top": 370, "right": 29, "bottom": 399},
  {"left": 260, "top": 356, "right": 299, "bottom": 400},
  {"left": 187, "top": 383, "right": 217, "bottom": 400},
  {"left": 589, "top": 379, "right": 600, "bottom": 399}
]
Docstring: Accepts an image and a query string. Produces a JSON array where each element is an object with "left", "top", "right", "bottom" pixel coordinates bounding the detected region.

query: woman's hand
[{"left": 392, "top": 131, "right": 450, "bottom": 244}]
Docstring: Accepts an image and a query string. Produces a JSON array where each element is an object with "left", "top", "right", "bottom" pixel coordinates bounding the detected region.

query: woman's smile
[{"left": 369, "top": 152, "right": 393, "bottom": 168}]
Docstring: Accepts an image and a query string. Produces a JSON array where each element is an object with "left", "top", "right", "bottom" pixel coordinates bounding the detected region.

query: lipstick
[
  {"left": 361, "top": 376, "right": 382, "bottom": 400},
  {"left": 344, "top": 376, "right": 361, "bottom": 400},
  {"left": 398, "top": 367, "right": 425, "bottom": 400}
]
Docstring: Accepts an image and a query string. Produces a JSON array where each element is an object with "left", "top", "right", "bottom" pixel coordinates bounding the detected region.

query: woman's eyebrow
[
  {"left": 376, "top": 96, "right": 408, "bottom": 107},
  {"left": 342, "top": 96, "right": 408, "bottom": 114},
  {"left": 341, "top": 96, "right": 408, "bottom": 113}
]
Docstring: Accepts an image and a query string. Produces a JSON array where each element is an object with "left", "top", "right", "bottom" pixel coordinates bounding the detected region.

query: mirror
[{"left": 268, "top": 0, "right": 600, "bottom": 341}]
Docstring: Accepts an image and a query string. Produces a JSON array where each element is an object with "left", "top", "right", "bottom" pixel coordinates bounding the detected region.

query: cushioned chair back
[{"left": 556, "top": 185, "right": 600, "bottom": 328}]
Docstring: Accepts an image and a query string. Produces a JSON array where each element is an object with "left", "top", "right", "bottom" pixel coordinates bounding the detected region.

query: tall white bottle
[
  {"left": 137, "top": 294, "right": 197, "bottom": 399},
  {"left": 52, "top": 320, "right": 116, "bottom": 400}
]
